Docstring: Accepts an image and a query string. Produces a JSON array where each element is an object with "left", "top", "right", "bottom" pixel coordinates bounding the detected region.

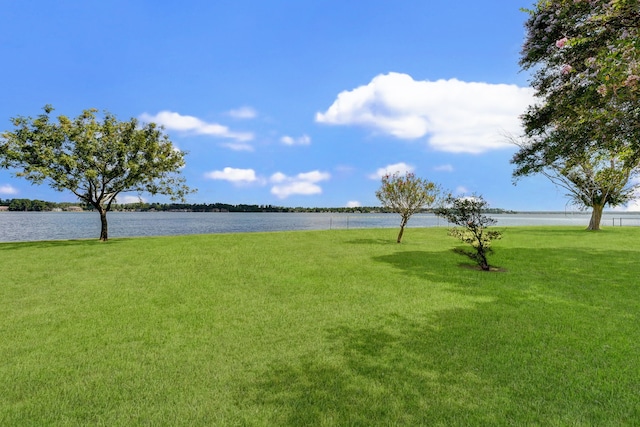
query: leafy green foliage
[
  {"left": 435, "top": 195, "right": 502, "bottom": 271},
  {"left": 5, "top": 198, "right": 55, "bottom": 211},
  {"left": 1, "top": 105, "right": 194, "bottom": 240},
  {"left": 512, "top": 0, "right": 640, "bottom": 230},
  {"left": 375, "top": 172, "right": 440, "bottom": 243}
]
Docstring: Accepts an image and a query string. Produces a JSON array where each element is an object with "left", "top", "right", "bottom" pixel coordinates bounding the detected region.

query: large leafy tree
[
  {"left": 512, "top": 0, "right": 640, "bottom": 230},
  {"left": 1, "top": 106, "right": 194, "bottom": 240},
  {"left": 375, "top": 172, "right": 440, "bottom": 243}
]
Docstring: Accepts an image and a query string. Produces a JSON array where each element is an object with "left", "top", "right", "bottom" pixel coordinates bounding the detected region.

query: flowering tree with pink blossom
[{"left": 512, "top": 0, "right": 640, "bottom": 230}]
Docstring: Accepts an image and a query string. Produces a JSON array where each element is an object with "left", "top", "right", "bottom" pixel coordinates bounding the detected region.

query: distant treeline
[
  {"left": 0, "top": 198, "right": 87, "bottom": 211},
  {"left": 138, "top": 203, "right": 387, "bottom": 213},
  {"left": 0, "top": 198, "right": 515, "bottom": 214}
]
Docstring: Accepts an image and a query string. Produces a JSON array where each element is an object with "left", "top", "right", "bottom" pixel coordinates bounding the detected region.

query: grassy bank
[{"left": 1, "top": 227, "right": 639, "bottom": 425}]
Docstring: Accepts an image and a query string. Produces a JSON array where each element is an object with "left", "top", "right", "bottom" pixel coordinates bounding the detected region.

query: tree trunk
[
  {"left": 478, "top": 253, "right": 490, "bottom": 271},
  {"left": 587, "top": 203, "right": 604, "bottom": 231},
  {"left": 397, "top": 216, "right": 408, "bottom": 243},
  {"left": 99, "top": 209, "right": 109, "bottom": 241},
  {"left": 476, "top": 243, "right": 490, "bottom": 271}
]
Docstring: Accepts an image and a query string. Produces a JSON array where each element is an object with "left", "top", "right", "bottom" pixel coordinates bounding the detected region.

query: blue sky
[{"left": 0, "top": 0, "right": 612, "bottom": 210}]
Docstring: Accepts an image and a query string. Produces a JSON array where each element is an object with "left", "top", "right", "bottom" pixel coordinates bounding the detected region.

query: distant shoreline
[{"left": 2, "top": 209, "right": 640, "bottom": 215}]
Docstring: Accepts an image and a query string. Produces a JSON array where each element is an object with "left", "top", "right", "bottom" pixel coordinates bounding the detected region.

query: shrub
[{"left": 435, "top": 194, "right": 502, "bottom": 271}]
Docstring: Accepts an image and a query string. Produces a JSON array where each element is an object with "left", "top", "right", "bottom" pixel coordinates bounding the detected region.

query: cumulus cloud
[
  {"left": 140, "top": 111, "right": 254, "bottom": 142},
  {"left": 227, "top": 106, "right": 257, "bottom": 119},
  {"left": 269, "top": 170, "right": 331, "bottom": 199},
  {"left": 0, "top": 184, "right": 18, "bottom": 195},
  {"left": 624, "top": 189, "right": 640, "bottom": 211},
  {"left": 220, "top": 142, "right": 255, "bottom": 152},
  {"left": 455, "top": 186, "right": 470, "bottom": 195},
  {"left": 116, "top": 194, "right": 147, "bottom": 204},
  {"left": 204, "top": 167, "right": 261, "bottom": 184},
  {"left": 368, "top": 162, "right": 414, "bottom": 180},
  {"left": 280, "top": 134, "right": 311, "bottom": 146},
  {"left": 612, "top": 178, "right": 640, "bottom": 211},
  {"left": 315, "top": 72, "right": 535, "bottom": 154},
  {"left": 346, "top": 201, "right": 361, "bottom": 208},
  {"left": 434, "top": 164, "right": 454, "bottom": 172},
  {"left": 613, "top": 201, "right": 640, "bottom": 212}
]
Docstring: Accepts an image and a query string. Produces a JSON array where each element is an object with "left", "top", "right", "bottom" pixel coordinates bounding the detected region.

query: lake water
[{"left": 1, "top": 211, "right": 640, "bottom": 242}]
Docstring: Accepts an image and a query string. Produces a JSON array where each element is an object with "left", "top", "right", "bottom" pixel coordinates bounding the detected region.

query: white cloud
[
  {"left": 335, "top": 165, "right": 355, "bottom": 173},
  {"left": 227, "top": 106, "right": 257, "bottom": 119},
  {"left": 297, "top": 170, "right": 330, "bottom": 182},
  {"left": 271, "top": 182, "right": 322, "bottom": 198},
  {"left": 368, "top": 162, "right": 414, "bottom": 180},
  {"left": 116, "top": 194, "right": 147, "bottom": 204},
  {"left": 455, "top": 186, "right": 470, "bottom": 195},
  {"left": 316, "top": 72, "right": 535, "bottom": 154},
  {"left": 140, "top": 111, "right": 254, "bottom": 142},
  {"left": 612, "top": 179, "right": 640, "bottom": 211},
  {"left": 220, "top": 142, "right": 255, "bottom": 152},
  {"left": 204, "top": 167, "right": 260, "bottom": 184},
  {"left": 280, "top": 134, "right": 311, "bottom": 146},
  {"left": 270, "top": 172, "right": 287, "bottom": 184},
  {"left": 625, "top": 187, "right": 640, "bottom": 211},
  {"left": 613, "top": 201, "right": 640, "bottom": 212},
  {"left": 269, "top": 170, "right": 331, "bottom": 199},
  {"left": 434, "top": 164, "right": 454, "bottom": 172},
  {"left": 346, "top": 201, "right": 361, "bottom": 208},
  {"left": 0, "top": 184, "right": 18, "bottom": 195}
]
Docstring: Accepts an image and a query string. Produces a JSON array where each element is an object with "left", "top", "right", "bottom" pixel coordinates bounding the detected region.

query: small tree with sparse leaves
[
  {"left": 375, "top": 172, "right": 440, "bottom": 243},
  {"left": 435, "top": 194, "right": 502, "bottom": 271}
]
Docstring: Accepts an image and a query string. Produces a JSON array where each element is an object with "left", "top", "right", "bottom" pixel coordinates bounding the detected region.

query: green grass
[{"left": 1, "top": 226, "right": 639, "bottom": 426}]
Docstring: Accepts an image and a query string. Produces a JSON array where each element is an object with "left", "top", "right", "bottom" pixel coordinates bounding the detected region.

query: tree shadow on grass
[
  {"left": 381, "top": 248, "right": 509, "bottom": 273},
  {"left": 236, "top": 296, "right": 640, "bottom": 425},
  {"left": 372, "top": 247, "right": 640, "bottom": 311},
  {"left": 236, "top": 313, "right": 510, "bottom": 426},
  {"left": 373, "top": 250, "right": 474, "bottom": 282},
  {"left": 344, "top": 238, "right": 398, "bottom": 245},
  {"left": 233, "top": 244, "right": 640, "bottom": 424}
]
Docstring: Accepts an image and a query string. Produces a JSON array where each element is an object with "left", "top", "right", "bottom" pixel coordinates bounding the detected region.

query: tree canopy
[
  {"left": 1, "top": 105, "right": 194, "bottom": 240},
  {"left": 375, "top": 172, "right": 440, "bottom": 243},
  {"left": 512, "top": 0, "right": 640, "bottom": 230}
]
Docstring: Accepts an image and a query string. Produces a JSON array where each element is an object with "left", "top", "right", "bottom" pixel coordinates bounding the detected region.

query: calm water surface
[{"left": 1, "top": 211, "right": 639, "bottom": 242}]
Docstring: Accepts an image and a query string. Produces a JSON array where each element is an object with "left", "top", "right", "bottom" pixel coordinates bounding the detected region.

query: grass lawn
[{"left": 1, "top": 226, "right": 639, "bottom": 426}]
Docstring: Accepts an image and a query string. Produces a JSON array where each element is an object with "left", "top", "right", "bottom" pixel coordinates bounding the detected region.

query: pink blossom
[
  {"left": 625, "top": 75, "right": 640, "bottom": 86},
  {"left": 561, "top": 64, "right": 573, "bottom": 75},
  {"left": 555, "top": 37, "right": 568, "bottom": 48}
]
